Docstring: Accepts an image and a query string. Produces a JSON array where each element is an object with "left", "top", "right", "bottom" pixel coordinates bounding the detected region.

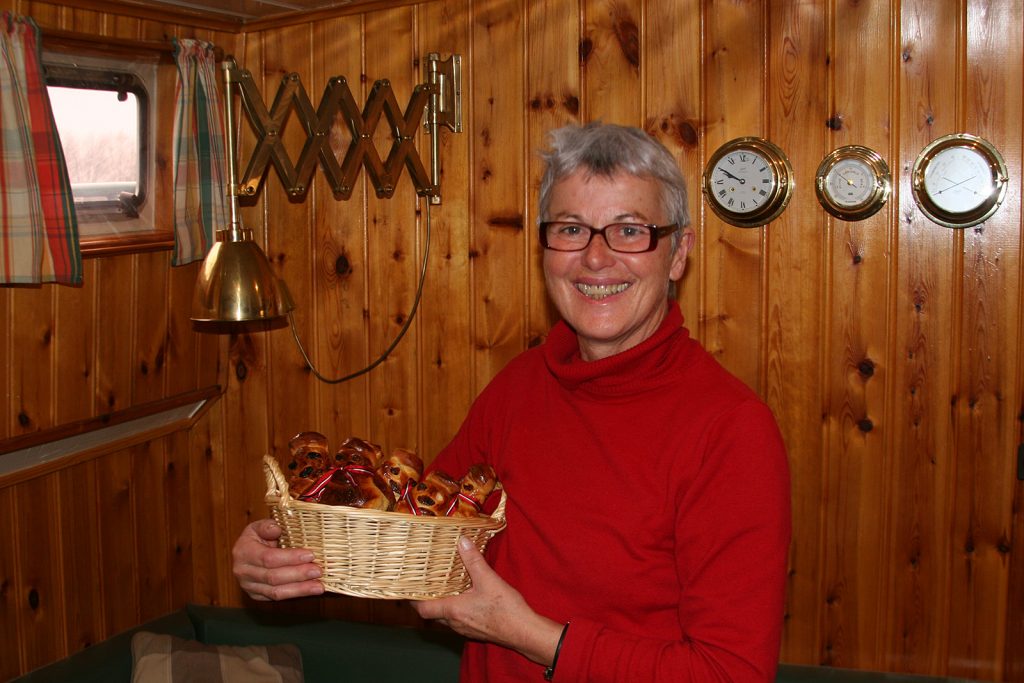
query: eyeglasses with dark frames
[{"left": 539, "top": 221, "right": 679, "bottom": 253}]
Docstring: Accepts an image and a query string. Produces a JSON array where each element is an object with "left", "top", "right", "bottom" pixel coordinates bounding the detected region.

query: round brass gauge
[
  {"left": 815, "top": 145, "right": 891, "bottom": 221},
  {"left": 703, "top": 136, "right": 795, "bottom": 228},
  {"left": 911, "top": 133, "right": 1008, "bottom": 229}
]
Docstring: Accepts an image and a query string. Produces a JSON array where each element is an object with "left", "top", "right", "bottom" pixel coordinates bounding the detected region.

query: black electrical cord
[{"left": 286, "top": 200, "right": 432, "bottom": 384}]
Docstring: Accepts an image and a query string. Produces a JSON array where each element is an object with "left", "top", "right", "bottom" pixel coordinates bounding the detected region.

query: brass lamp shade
[{"left": 190, "top": 228, "right": 292, "bottom": 322}]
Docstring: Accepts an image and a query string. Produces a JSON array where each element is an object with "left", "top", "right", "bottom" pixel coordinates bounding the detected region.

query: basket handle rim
[
  {"left": 489, "top": 484, "right": 508, "bottom": 525},
  {"left": 264, "top": 454, "right": 292, "bottom": 503}
]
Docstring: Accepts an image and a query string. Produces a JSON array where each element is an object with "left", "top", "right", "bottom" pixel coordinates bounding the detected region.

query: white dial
[
  {"left": 703, "top": 137, "right": 794, "bottom": 228},
  {"left": 815, "top": 145, "right": 891, "bottom": 221},
  {"left": 708, "top": 150, "right": 776, "bottom": 215},
  {"left": 922, "top": 145, "right": 995, "bottom": 214},
  {"left": 824, "top": 157, "right": 875, "bottom": 208}
]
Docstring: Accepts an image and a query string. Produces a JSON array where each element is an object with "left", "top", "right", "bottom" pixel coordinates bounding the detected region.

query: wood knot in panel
[
  {"left": 487, "top": 214, "right": 524, "bottom": 230},
  {"left": 652, "top": 115, "right": 698, "bottom": 149},
  {"left": 612, "top": 8, "right": 640, "bottom": 69},
  {"left": 579, "top": 37, "right": 593, "bottom": 65},
  {"left": 562, "top": 93, "right": 580, "bottom": 116}
]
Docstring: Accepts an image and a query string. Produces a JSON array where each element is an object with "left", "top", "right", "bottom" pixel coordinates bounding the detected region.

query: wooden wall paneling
[
  {"left": 56, "top": 461, "right": 104, "bottom": 654},
  {"left": 700, "top": 0, "right": 767, "bottom": 394},
  {"left": 134, "top": 253, "right": 171, "bottom": 404},
  {"left": 14, "top": 474, "right": 66, "bottom": 671},
  {"left": 10, "top": 287, "right": 55, "bottom": 435},
  {"left": 54, "top": 264, "right": 97, "bottom": 425},
  {"left": 818, "top": 0, "right": 896, "bottom": 670},
  {"left": 947, "top": 1, "right": 1023, "bottom": 678},
  {"left": 645, "top": 0, "right": 701, "bottom": 326},
  {"left": 364, "top": 6, "right": 423, "bottom": 628},
  {"left": 2, "top": 0, "right": 1024, "bottom": 678},
  {"left": 306, "top": 14, "right": 369, "bottom": 447},
  {"left": 416, "top": 0, "right": 475, "bottom": 460},
  {"left": 765, "top": 0, "right": 828, "bottom": 666},
  {"left": 165, "top": 428, "right": 196, "bottom": 608},
  {"left": 1008, "top": 9, "right": 1024, "bottom": 664},
  {"left": 167, "top": 261, "right": 206, "bottom": 396},
  {"left": 107, "top": 6, "right": 140, "bottom": 42},
  {"left": 524, "top": 0, "right": 577, "bottom": 344},
  {"left": 257, "top": 24, "right": 318, "bottom": 460},
  {"left": 133, "top": 439, "right": 172, "bottom": 621},
  {"left": 0, "top": 486, "right": 23, "bottom": 679},
  {"left": 96, "top": 448, "right": 140, "bottom": 634},
  {"left": 21, "top": 0, "right": 61, "bottom": 23},
  {"left": 884, "top": 0, "right": 961, "bottom": 674},
  {"left": 582, "top": 0, "right": 641, "bottom": 126},
  {"left": 93, "top": 257, "right": 135, "bottom": 415},
  {"left": 1009, "top": 469, "right": 1024, "bottom": 681},
  {"left": 187, "top": 405, "right": 235, "bottom": 606},
  {"left": 469, "top": 0, "right": 528, "bottom": 395},
  {"left": 70, "top": 5, "right": 105, "bottom": 30},
  {"left": 194, "top": 297, "right": 225, "bottom": 393}
]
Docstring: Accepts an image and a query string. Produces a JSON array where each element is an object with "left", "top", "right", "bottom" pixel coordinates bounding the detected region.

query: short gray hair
[{"left": 537, "top": 122, "right": 690, "bottom": 229}]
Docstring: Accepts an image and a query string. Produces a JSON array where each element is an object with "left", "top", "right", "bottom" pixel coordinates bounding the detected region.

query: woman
[{"left": 233, "top": 122, "right": 791, "bottom": 682}]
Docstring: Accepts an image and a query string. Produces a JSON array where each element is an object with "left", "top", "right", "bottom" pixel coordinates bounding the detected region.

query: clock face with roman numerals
[
  {"left": 702, "top": 137, "right": 794, "bottom": 228},
  {"left": 708, "top": 149, "right": 775, "bottom": 214}
]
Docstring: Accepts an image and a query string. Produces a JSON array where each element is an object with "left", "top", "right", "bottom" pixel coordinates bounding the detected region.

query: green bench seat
[{"left": 14, "top": 605, "right": 981, "bottom": 683}]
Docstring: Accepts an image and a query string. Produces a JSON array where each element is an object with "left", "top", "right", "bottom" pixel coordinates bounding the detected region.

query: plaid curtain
[
  {"left": 0, "top": 12, "right": 81, "bottom": 285},
  {"left": 172, "top": 38, "right": 227, "bottom": 266}
]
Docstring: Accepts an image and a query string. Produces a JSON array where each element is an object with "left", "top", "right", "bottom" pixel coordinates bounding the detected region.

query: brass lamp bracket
[
  {"left": 425, "top": 53, "right": 462, "bottom": 204},
  {"left": 226, "top": 53, "right": 461, "bottom": 202}
]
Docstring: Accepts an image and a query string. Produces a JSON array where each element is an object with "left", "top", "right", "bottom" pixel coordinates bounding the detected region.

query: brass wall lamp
[{"left": 191, "top": 54, "right": 462, "bottom": 382}]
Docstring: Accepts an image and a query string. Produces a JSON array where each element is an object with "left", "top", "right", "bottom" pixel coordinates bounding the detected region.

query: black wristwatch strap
[{"left": 543, "top": 622, "right": 570, "bottom": 681}]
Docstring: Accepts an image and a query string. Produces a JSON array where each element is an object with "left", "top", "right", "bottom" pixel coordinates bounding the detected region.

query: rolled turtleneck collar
[{"left": 541, "top": 300, "right": 692, "bottom": 397}]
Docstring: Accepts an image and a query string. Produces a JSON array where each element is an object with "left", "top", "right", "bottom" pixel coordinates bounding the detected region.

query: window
[{"left": 43, "top": 50, "right": 170, "bottom": 256}]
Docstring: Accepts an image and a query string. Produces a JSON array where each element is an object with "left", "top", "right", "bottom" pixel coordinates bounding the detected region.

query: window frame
[{"left": 42, "top": 46, "right": 173, "bottom": 257}]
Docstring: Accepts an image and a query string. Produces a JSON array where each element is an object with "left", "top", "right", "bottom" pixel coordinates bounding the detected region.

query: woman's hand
[
  {"left": 411, "top": 537, "right": 563, "bottom": 667},
  {"left": 232, "top": 518, "right": 325, "bottom": 601}
]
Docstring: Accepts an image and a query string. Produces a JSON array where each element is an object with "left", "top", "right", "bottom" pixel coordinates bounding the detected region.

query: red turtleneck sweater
[{"left": 431, "top": 302, "right": 790, "bottom": 682}]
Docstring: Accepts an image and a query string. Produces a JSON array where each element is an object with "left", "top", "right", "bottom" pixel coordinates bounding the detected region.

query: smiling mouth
[{"left": 575, "top": 282, "right": 630, "bottom": 300}]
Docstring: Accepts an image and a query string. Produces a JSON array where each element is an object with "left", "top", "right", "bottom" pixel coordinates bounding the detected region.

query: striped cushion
[{"left": 131, "top": 631, "right": 303, "bottom": 683}]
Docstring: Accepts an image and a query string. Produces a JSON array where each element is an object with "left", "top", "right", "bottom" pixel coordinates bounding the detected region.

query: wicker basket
[{"left": 263, "top": 455, "right": 507, "bottom": 600}]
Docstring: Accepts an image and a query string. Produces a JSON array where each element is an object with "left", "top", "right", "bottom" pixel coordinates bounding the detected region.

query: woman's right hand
[{"left": 232, "top": 518, "right": 325, "bottom": 601}]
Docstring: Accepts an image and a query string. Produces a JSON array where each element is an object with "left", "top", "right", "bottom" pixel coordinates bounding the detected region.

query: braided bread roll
[
  {"left": 395, "top": 469, "right": 460, "bottom": 516},
  {"left": 448, "top": 463, "right": 498, "bottom": 517}
]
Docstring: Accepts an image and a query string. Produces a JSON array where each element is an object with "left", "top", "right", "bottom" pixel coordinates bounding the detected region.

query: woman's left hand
[{"left": 411, "top": 537, "right": 563, "bottom": 666}]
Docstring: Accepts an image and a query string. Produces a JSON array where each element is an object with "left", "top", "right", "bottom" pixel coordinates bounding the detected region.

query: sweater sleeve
[{"left": 553, "top": 400, "right": 791, "bottom": 683}]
